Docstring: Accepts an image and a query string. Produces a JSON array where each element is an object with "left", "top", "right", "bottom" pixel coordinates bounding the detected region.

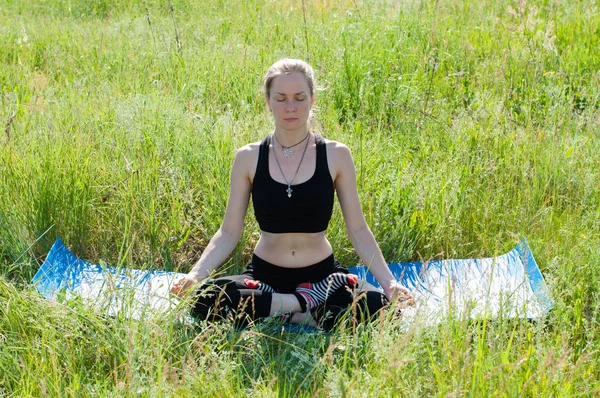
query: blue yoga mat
[{"left": 32, "top": 238, "right": 552, "bottom": 323}]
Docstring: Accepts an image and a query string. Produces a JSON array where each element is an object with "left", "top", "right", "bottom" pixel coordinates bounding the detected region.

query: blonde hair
[{"left": 262, "top": 58, "right": 317, "bottom": 99}]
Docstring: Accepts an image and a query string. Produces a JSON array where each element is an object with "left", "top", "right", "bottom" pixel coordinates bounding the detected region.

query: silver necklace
[
  {"left": 272, "top": 133, "right": 311, "bottom": 198},
  {"left": 273, "top": 132, "right": 310, "bottom": 158}
]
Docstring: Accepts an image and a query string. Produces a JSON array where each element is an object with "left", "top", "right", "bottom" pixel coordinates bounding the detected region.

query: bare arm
[
  {"left": 333, "top": 143, "right": 412, "bottom": 302},
  {"left": 171, "top": 146, "right": 253, "bottom": 295}
]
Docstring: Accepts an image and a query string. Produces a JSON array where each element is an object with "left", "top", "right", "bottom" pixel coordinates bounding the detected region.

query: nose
[{"left": 285, "top": 100, "right": 296, "bottom": 112}]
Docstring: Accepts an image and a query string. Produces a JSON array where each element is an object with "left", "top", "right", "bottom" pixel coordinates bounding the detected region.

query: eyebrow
[{"left": 274, "top": 91, "right": 307, "bottom": 96}]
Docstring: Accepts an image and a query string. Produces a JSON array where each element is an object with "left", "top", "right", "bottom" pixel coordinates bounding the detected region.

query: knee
[
  {"left": 191, "top": 283, "right": 272, "bottom": 323},
  {"left": 318, "top": 289, "right": 389, "bottom": 331},
  {"left": 191, "top": 282, "right": 237, "bottom": 320}
]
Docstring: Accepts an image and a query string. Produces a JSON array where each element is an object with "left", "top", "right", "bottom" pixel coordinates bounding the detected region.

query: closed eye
[
  {"left": 276, "top": 97, "right": 306, "bottom": 102},
  {"left": 276, "top": 98, "right": 305, "bottom": 102}
]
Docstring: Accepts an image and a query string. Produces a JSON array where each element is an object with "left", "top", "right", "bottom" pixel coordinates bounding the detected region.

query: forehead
[{"left": 270, "top": 72, "right": 310, "bottom": 95}]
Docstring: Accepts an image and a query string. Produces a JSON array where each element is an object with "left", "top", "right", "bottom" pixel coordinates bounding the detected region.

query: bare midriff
[{"left": 253, "top": 231, "right": 333, "bottom": 268}]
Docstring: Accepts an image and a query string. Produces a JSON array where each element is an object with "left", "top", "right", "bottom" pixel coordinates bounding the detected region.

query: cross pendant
[{"left": 286, "top": 186, "right": 293, "bottom": 198}]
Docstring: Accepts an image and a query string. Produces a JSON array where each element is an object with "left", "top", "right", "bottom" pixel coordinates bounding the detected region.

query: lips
[{"left": 284, "top": 118, "right": 298, "bottom": 122}]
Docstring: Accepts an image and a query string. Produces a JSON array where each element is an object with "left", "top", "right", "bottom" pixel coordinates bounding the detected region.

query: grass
[{"left": 1, "top": 0, "right": 599, "bottom": 395}]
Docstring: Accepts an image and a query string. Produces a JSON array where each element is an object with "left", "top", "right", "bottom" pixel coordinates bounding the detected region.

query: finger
[
  {"left": 173, "top": 285, "right": 188, "bottom": 298},
  {"left": 177, "top": 279, "right": 197, "bottom": 297},
  {"left": 170, "top": 281, "right": 188, "bottom": 297},
  {"left": 393, "top": 291, "right": 415, "bottom": 306}
]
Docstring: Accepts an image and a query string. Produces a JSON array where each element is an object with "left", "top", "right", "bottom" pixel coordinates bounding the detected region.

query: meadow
[{"left": 1, "top": 0, "right": 599, "bottom": 395}]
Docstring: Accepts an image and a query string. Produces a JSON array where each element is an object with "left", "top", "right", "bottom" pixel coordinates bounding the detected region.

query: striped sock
[
  {"left": 243, "top": 279, "right": 276, "bottom": 293},
  {"left": 295, "top": 273, "right": 358, "bottom": 311}
]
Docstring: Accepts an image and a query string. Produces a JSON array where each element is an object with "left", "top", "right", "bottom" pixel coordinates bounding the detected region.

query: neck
[{"left": 273, "top": 126, "right": 310, "bottom": 147}]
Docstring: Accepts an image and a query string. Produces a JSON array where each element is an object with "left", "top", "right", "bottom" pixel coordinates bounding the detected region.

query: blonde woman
[{"left": 171, "top": 59, "right": 413, "bottom": 330}]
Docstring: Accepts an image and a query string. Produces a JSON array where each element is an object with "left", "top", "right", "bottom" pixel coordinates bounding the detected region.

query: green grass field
[{"left": 1, "top": 0, "right": 599, "bottom": 395}]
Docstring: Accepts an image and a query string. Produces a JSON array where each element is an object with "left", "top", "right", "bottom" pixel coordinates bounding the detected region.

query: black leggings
[{"left": 191, "top": 254, "right": 389, "bottom": 330}]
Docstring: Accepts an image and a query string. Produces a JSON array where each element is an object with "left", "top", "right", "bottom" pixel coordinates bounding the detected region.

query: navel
[{"left": 291, "top": 250, "right": 296, "bottom": 256}]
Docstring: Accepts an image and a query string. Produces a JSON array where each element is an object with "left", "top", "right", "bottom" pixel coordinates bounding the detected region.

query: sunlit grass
[{"left": 1, "top": 0, "right": 599, "bottom": 395}]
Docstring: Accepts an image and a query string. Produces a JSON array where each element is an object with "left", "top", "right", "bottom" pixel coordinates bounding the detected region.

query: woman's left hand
[{"left": 383, "top": 282, "right": 415, "bottom": 305}]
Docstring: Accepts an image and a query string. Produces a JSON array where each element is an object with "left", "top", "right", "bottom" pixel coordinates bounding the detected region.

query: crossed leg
[
  {"left": 191, "top": 275, "right": 305, "bottom": 324},
  {"left": 191, "top": 274, "right": 388, "bottom": 330}
]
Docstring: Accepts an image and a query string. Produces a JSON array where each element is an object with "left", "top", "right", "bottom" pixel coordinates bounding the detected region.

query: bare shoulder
[
  {"left": 322, "top": 138, "right": 354, "bottom": 166},
  {"left": 235, "top": 140, "right": 262, "bottom": 181},
  {"left": 321, "top": 138, "right": 355, "bottom": 182},
  {"left": 235, "top": 141, "right": 260, "bottom": 159}
]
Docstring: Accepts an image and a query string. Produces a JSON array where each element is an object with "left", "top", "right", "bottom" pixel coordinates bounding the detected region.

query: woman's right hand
[{"left": 170, "top": 276, "right": 202, "bottom": 298}]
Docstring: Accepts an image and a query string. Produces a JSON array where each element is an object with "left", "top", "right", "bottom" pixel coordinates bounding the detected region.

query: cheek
[
  {"left": 271, "top": 102, "right": 285, "bottom": 113},
  {"left": 296, "top": 101, "right": 310, "bottom": 111}
]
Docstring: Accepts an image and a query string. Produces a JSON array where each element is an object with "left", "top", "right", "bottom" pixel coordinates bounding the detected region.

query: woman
[{"left": 171, "top": 59, "right": 413, "bottom": 330}]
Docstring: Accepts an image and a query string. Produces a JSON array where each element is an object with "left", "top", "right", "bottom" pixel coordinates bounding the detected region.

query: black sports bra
[{"left": 251, "top": 134, "right": 334, "bottom": 234}]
